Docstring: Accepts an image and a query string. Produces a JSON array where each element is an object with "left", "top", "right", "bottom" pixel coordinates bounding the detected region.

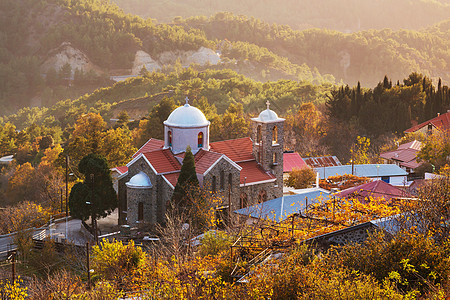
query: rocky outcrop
[
  {"left": 131, "top": 50, "right": 162, "bottom": 75},
  {"left": 157, "top": 47, "right": 220, "bottom": 67},
  {"left": 41, "top": 42, "right": 97, "bottom": 76}
]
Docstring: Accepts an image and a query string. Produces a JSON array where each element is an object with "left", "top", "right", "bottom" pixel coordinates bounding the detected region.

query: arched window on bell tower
[
  {"left": 198, "top": 132, "right": 203, "bottom": 148},
  {"left": 168, "top": 131, "right": 172, "bottom": 147},
  {"left": 257, "top": 125, "right": 262, "bottom": 144},
  {"left": 272, "top": 126, "right": 278, "bottom": 145}
]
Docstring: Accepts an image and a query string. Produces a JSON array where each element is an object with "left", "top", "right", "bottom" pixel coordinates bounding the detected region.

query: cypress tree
[{"left": 172, "top": 145, "right": 199, "bottom": 206}]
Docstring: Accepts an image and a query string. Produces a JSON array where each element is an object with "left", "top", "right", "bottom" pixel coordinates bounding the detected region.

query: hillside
[
  {"left": 1, "top": 0, "right": 449, "bottom": 116},
  {"left": 180, "top": 13, "right": 450, "bottom": 86},
  {"left": 113, "top": 0, "right": 450, "bottom": 32},
  {"left": 0, "top": 0, "right": 330, "bottom": 115}
]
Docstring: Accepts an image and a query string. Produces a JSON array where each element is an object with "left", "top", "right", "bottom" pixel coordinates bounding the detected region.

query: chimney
[{"left": 316, "top": 172, "right": 320, "bottom": 188}]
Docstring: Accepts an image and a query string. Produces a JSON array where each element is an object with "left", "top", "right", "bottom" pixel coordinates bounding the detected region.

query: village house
[
  {"left": 405, "top": 110, "right": 450, "bottom": 135},
  {"left": 114, "top": 99, "right": 285, "bottom": 226}
]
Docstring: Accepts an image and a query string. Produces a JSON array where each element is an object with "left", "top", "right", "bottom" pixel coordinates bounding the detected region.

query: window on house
[
  {"left": 220, "top": 170, "right": 225, "bottom": 190},
  {"left": 240, "top": 193, "right": 248, "bottom": 209},
  {"left": 198, "top": 132, "right": 203, "bottom": 148},
  {"left": 272, "top": 126, "right": 278, "bottom": 144},
  {"left": 257, "top": 125, "right": 262, "bottom": 143},
  {"left": 272, "top": 152, "right": 277, "bottom": 165},
  {"left": 168, "top": 131, "right": 172, "bottom": 147},
  {"left": 138, "top": 202, "right": 144, "bottom": 221},
  {"left": 228, "top": 173, "right": 233, "bottom": 191},
  {"left": 212, "top": 176, "right": 216, "bottom": 192}
]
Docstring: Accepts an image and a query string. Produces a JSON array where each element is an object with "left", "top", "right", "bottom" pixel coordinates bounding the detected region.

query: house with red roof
[
  {"left": 336, "top": 180, "right": 411, "bottom": 204},
  {"left": 380, "top": 140, "right": 423, "bottom": 175},
  {"left": 405, "top": 111, "right": 450, "bottom": 135},
  {"left": 116, "top": 98, "right": 285, "bottom": 226}
]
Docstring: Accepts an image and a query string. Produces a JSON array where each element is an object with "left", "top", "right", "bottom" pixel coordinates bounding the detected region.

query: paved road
[{"left": 0, "top": 209, "right": 121, "bottom": 259}]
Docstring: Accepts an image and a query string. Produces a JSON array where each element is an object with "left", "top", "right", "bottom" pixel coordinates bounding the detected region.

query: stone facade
[
  {"left": 239, "top": 181, "right": 280, "bottom": 209},
  {"left": 203, "top": 158, "right": 241, "bottom": 210}
]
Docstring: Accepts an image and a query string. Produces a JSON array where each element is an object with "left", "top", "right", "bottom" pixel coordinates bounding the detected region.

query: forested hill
[
  {"left": 179, "top": 13, "right": 450, "bottom": 86},
  {"left": 113, "top": 0, "right": 450, "bottom": 32},
  {"left": 0, "top": 0, "right": 329, "bottom": 114},
  {"left": 1, "top": 0, "right": 449, "bottom": 116}
]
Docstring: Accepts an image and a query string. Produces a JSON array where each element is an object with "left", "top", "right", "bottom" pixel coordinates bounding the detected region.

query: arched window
[
  {"left": 228, "top": 173, "right": 233, "bottom": 190},
  {"left": 258, "top": 190, "right": 267, "bottom": 203},
  {"left": 198, "top": 132, "right": 203, "bottom": 148},
  {"left": 240, "top": 193, "right": 248, "bottom": 209},
  {"left": 272, "top": 152, "right": 277, "bottom": 165},
  {"left": 212, "top": 176, "right": 216, "bottom": 193},
  {"left": 168, "top": 131, "right": 172, "bottom": 147},
  {"left": 257, "top": 125, "right": 262, "bottom": 143},
  {"left": 220, "top": 170, "right": 225, "bottom": 190},
  {"left": 272, "top": 126, "right": 278, "bottom": 145},
  {"left": 138, "top": 202, "right": 144, "bottom": 221}
]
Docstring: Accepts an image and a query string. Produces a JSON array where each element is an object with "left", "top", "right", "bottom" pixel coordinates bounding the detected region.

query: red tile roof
[
  {"left": 112, "top": 166, "right": 128, "bottom": 174},
  {"left": 143, "top": 149, "right": 181, "bottom": 173},
  {"left": 238, "top": 160, "right": 275, "bottom": 185},
  {"left": 194, "top": 150, "right": 223, "bottom": 174},
  {"left": 174, "top": 149, "right": 223, "bottom": 174},
  {"left": 304, "top": 156, "right": 342, "bottom": 168},
  {"left": 405, "top": 111, "right": 450, "bottom": 133},
  {"left": 133, "top": 138, "right": 164, "bottom": 158},
  {"left": 162, "top": 173, "right": 180, "bottom": 188},
  {"left": 337, "top": 180, "right": 410, "bottom": 203},
  {"left": 283, "top": 152, "right": 309, "bottom": 172},
  {"left": 210, "top": 137, "right": 254, "bottom": 162}
]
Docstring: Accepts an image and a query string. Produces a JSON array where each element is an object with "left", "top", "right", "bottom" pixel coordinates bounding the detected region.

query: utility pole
[
  {"left": 86, "top": 242, "right": 91, "bottom": 290},
  {"left": 65, "top": 156, "right": 69, "bottom": 242},
  {"left": 11, "top": 252, "right": 15, "bottom": 282},
  {"left": 228, "top": 184, "right": 231, "bottom": 226},
  {"left": 65, "top": 156, "right": 69, "bottom": 217}
]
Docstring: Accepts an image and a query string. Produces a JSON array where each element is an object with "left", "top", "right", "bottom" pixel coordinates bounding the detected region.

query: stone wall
[
  {"left": 239, "top": 180, "right": 280, "bottom": 208},
  {"left": 125, "top": 157, "right": 159, "bottom": 226},
  {"left": 127, "top": 186, "right": 153, "bottom": 225},
  {"left": 203, "top": 158, "right": 241, "bottom": 211}
]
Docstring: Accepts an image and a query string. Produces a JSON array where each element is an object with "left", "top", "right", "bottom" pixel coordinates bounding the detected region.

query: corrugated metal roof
[
  {"left": 337, "top": 180, "right": 410, "bottom": 203},
  {"left": 283, "top": 152, "right": 308, "bottom": 172},
  {"left": 315, "top": 164, "right": 408, "bottom": 179},
  {"left": 304, "top": 156, "right": 342, "bottom": 168},
  {"left": 234, "top": 189, "right": 331, "bottom": 222}
]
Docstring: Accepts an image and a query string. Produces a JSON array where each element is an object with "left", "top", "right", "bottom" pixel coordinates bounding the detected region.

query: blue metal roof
[
  {"left": 234, "top": 189, "right": 331, "bottom": 222},
  {"left": 315, "top": 164, "right": 407, "bottom": 179}
]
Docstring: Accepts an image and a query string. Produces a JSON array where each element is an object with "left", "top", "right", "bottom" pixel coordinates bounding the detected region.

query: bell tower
[{"left": 251, "top": 101, "right": 285, "bottom": 186}]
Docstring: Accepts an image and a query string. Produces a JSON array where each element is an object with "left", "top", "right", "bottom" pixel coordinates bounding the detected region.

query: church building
[{"left": 114, "top": 99, "right": 285, "bottom": 226}]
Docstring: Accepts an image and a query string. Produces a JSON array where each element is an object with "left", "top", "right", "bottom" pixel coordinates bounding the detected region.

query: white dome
[
  {"left": 164, "top": 104, "right": 209, "bottom": 128},
  {"left": 257, "top": 109, "right": 279, "bottom": 122},
  {"left": 126, "top": 172, "right": 152, "bottom": 188}
]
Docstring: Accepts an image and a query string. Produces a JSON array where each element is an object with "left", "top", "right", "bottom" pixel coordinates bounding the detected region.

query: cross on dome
[
  {"left": 266, "top": 100, "right": 270, "bottom": 110},
  {"left": 185, "top": 96, "right": 190, "bottom": 106}
]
